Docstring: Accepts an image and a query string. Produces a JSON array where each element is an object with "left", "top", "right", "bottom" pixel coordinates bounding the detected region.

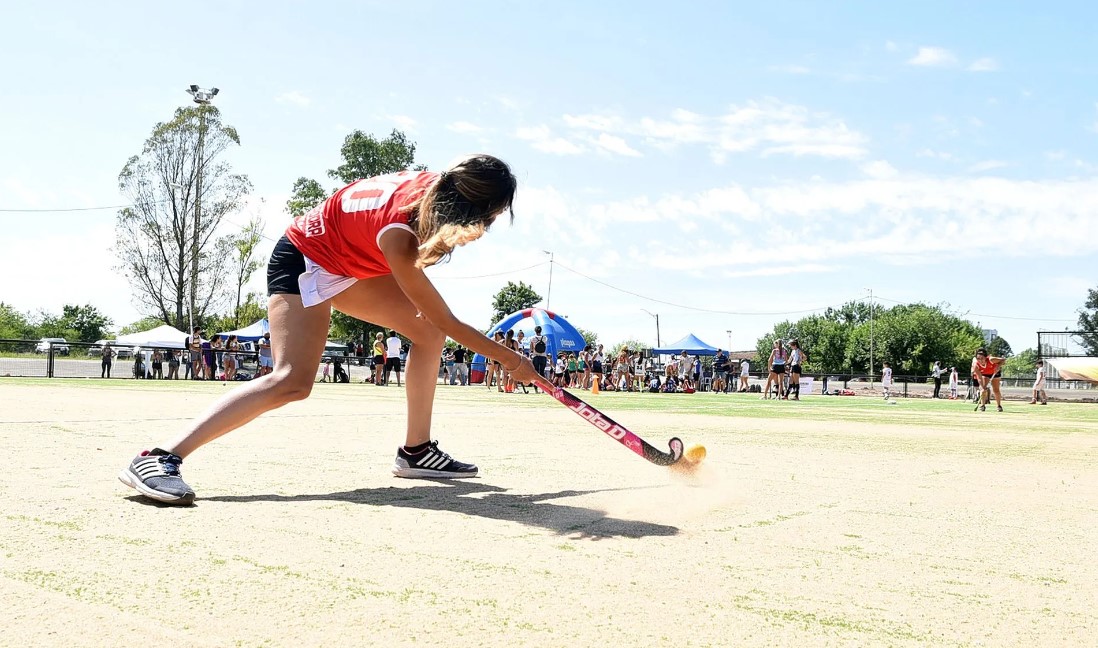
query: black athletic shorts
[
  {"left": 790, "top": 364, "right": 802, "bottom": 374},
  {"left": 592, "top": 361, "right": 603, "bottom": 374},
  {"left": 267, "top": 235, "right": 305, "bottom": 295},
  {"left": 385, "top": 357, "right": 402, "bottom": 371},
  {"left": 772, "top": 363, "right": 786, "bottom": 374}
]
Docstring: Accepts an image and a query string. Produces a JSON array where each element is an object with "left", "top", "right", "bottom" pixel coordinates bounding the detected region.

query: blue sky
[{"left": 1, "top": 1, "right": 1095, "bottom": 355}]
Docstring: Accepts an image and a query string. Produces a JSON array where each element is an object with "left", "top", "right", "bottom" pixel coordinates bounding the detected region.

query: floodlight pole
[
  {"left": 185, "top": 84, "right": 219, "bottom": 331},
  {"left": 642, "top": 309, "right": 660, "bottom": 347},
  {"left": 866, "top": 287, "right": 875, "bottom": 388},
  {"left": 543, "top": 250, "right": 554, "bottom": 312}
]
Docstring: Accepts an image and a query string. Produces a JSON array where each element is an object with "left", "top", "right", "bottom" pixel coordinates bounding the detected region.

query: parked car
[
  {"left": 35, "top": 338, "right": 70, "bottom": 355},
  {"left": 88, "top": 340, "right": 132, "bottom": 359}
]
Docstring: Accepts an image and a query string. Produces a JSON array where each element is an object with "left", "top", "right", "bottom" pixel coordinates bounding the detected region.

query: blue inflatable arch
[{"left": 470, "top": 308, "right": 588, "bottom": 383}]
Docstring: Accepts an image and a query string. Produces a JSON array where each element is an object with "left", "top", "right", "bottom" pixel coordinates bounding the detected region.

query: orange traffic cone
[{"left": 591, "top": 379, "right": 600, "bottom": 395}]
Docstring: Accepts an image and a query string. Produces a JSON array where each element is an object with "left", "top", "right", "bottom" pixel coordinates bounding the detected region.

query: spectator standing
[
  {"left": 151, "top": 349, "right": 164, "bottom": 380},
  {"left": 384, "top": 330, "right": 403, "bottom": 386},
  {"left": 692, "top": 356, "right": 702, "bottom": 391},
  {"left": 100, "top": 342, "right": 115, "bottom": 378},
  {"left": 580, "top": 345, "right": 593, "bottom": 390},
  {"left": 166, "top": 348, "right": 180, "bottom": 380},
  {"left": 528, "top": 326, "right": 549, "bottom": 388},
  {"left": 451, "top": 345, "right": 469, "bottom": 385},
  {"left": 185, "top": 327, "right": 203, "bottom": 380},
  {"left": 372, "top": 331, "right": 386, "bottom": 386},
  {"left": 441, "top": 347, "right": 454, "bottom": 384},
  {"left": 786, "top": 339, "right": 805, "bottom": 400},
  {"left": 223, "top": 335, "right": 239, "bottom": 381},
  {"left": 591, "top": 344, "right": 605, "bottom": 391},
  {"left": 931, "top": 360, "right": 945, "bottom": 399},
  {"left": 763, "top": 340, "right": 787, "bottom": 399},
  {"left": 739, "top": 357, "right": 750, "bottom": 392},
  {"left": 881, "top": 361, "right": 893, "bottom": 400},
  {"left": 713, "top": 349, "right": 729, "bottom": 393},
  {"left": 949, "top": 366, "right": 959, "bottom": 399},
  {"left": 1031, "top": 359, "right": 1048, "bottom": 405},
  {"left": 257, "top": 333, "right": 273, "bottom": 377}
]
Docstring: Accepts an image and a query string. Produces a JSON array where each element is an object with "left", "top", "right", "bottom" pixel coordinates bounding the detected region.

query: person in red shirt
[
  {"left": 972, "top": 347, "right": 1006, "bottom": 412},
  {"left": 119, "top": 154, "right": 539, "bottom": 505}
]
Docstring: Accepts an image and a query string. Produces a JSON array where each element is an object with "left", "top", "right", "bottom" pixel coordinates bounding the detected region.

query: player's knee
[{"left": 268, "top": 370, "right": 314, "bottom": 403}]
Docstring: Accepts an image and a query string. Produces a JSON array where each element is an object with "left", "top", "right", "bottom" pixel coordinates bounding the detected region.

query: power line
[
  {"left": 553, "top": 261, "right": 857, "bottom": 316},
  {"left": 0, "top": 201, "right": 168, "bottom": 213},
  {"left": 432, "top": 261, "right": 549, "bottom": 280}
]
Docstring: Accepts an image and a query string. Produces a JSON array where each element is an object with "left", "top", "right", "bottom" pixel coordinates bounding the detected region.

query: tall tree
[
  {"left": 328, "top": 129, "right": 422, "bottom": 184},
  {"left": 60, "top": 304, "right": 114, "bottom": 342},
  {"left": 490, "top": 281, "right": 542, "bottom": 326},
  {"left": 285, "top": 177, "right": 328, "bottom": 218},
  {"left": 223, "top": 215, "right": 266, "bottom": 329},
  {"left": 575, "top": 327, "right": 599, "bottom": 349},
  {"left": 987, "top": 335, "right": 1013, "bottom": 358},
  {"left": 0, "top": 303, "right": 33, "bottom": 340},
  {"left": 115, "top": 105, "right": 252, "bottom": 331},
  {"left": 1078, "top": 287, "right": 1098, "bottom": 355}
]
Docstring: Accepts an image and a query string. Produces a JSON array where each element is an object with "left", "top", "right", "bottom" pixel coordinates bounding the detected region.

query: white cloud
[
  {"left": 968, "top": 57, "right": 999, "bottom": 72},
  {"left": 591, "top": 133, "right": 641, "bottom": 157},
  {"left": 907, "top": 46, "right": 957, "bottom": 67},
  {"left": 389, "top": 114, "right": 417, "bottom": 131},
  {"left": 446, "top": 121, "right": 484, "bottom": 134},
  {"left": 275, "top": 91, "right": 311, "bottom": 107},
  {"left": 514, "top": 125, "right": 584, "bottom": 155},
  {"left": 967, "top": 160, "right": 1008, "bottom": 173},
  {"left": 527, "top": 171, "right": 1098, "bottom": 275},
  {"left": 917, "top": 148, "right": 955, "bottom": 161},
  {"left": 562, "top": 99, "right": 869, "bottom": 161},
  {"left": 861, "top": 160, "right": 898, "bottom": 179},
  {"left": 722, "top": 264, "right": 837, "bottom": 279}
]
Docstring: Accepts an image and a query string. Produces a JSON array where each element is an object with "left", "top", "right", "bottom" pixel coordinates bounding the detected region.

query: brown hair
[{"left": 404, "top": 154, "right": 517, "bottom": 268}]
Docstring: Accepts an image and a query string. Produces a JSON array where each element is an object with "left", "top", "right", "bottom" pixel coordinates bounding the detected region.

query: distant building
[{"left": 981, "top": 328, "right": 998, "bottom": 344}]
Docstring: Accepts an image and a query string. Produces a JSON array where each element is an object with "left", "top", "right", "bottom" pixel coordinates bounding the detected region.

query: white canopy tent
[{"left": 115, "top": 324, "right": 189, "bottom": 349}]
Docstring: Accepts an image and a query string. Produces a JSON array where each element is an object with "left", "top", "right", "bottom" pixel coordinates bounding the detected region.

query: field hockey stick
[{"left": 534, "top": 379, "right": 684, "bottom": 466}]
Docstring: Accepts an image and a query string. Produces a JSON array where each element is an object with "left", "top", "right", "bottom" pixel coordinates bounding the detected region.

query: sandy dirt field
[{"left": 1, "top": 381, "right": 1096, "bottom": 647}]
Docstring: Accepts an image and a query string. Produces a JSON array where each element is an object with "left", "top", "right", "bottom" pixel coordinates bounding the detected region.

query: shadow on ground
[{"left": 193, "top": 481, "right": 680, "bottom": 539}]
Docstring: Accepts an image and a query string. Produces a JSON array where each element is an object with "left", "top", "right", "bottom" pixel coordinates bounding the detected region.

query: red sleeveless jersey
[{"left": 285, "top": 171, "right": 438, "bottom": 278}]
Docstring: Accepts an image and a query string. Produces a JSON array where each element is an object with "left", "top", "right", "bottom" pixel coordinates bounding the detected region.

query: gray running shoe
[
  {"left": 118, "top": 449, "right": 196, "bottom": 505},
  {"left": 392, "top": 440, "right": 478, "bottom": 479}
]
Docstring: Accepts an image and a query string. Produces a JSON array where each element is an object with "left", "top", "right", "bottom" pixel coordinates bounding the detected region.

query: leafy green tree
[
  {"left": 203, "top": 293, "right": 268, "bottom": 337},
  {"left": 0, "top": 303, "right": 34, "bottom": 340},
  {"left": 30, "top": 310, "right": 78, "bottom": 341},
  {"left": 609, "top": 338, "right": 649, "bottom": 358},
  {"left": 575, "top": 327, "right": 599, "bottom": 349},
  {"left": 823, "top": 301, "right": 872, "bottom": 325},
  {"left": 1003, "top": 348, "right": 1038, "bottom": 378},
  {"left": 116, "top": 105, "right": 252, "bottom": 330},
  {"left": 59, "top": 304, "right": 114, "bottom": 342},
  {"left": 490, "top": 281, "right": 542, "bottom": 326},
  {"left": 328, "top": 129, "right": 423, "bottom": 184},
  {"left": 285, "top": 177, "right": 328, "bottom": 218},
  {"left": 224, "top": 216, "right": 266, "bottom": 329},
  {"left": 987, "top": 335, "right": 1013, "bottom": 358},
  {"left": 329, "top": 311, "right": 376, "bottom": 347},
  {"left": 1077, "top": 287, "right": 1098, "bottom": 355}
]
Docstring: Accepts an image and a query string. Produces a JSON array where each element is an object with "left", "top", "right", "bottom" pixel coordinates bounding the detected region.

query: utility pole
[
  {"left": 185, "top": 84, "right": 219, "bottom": 334},
  {"left": 543, "top": 250, "right": 554, "bottom": 312},
  {"left": 642, "top": 309, "right": 661, "bottom": 347},
  {"left": 866, "top": 287, "right": 875, "bottom": 388}
]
